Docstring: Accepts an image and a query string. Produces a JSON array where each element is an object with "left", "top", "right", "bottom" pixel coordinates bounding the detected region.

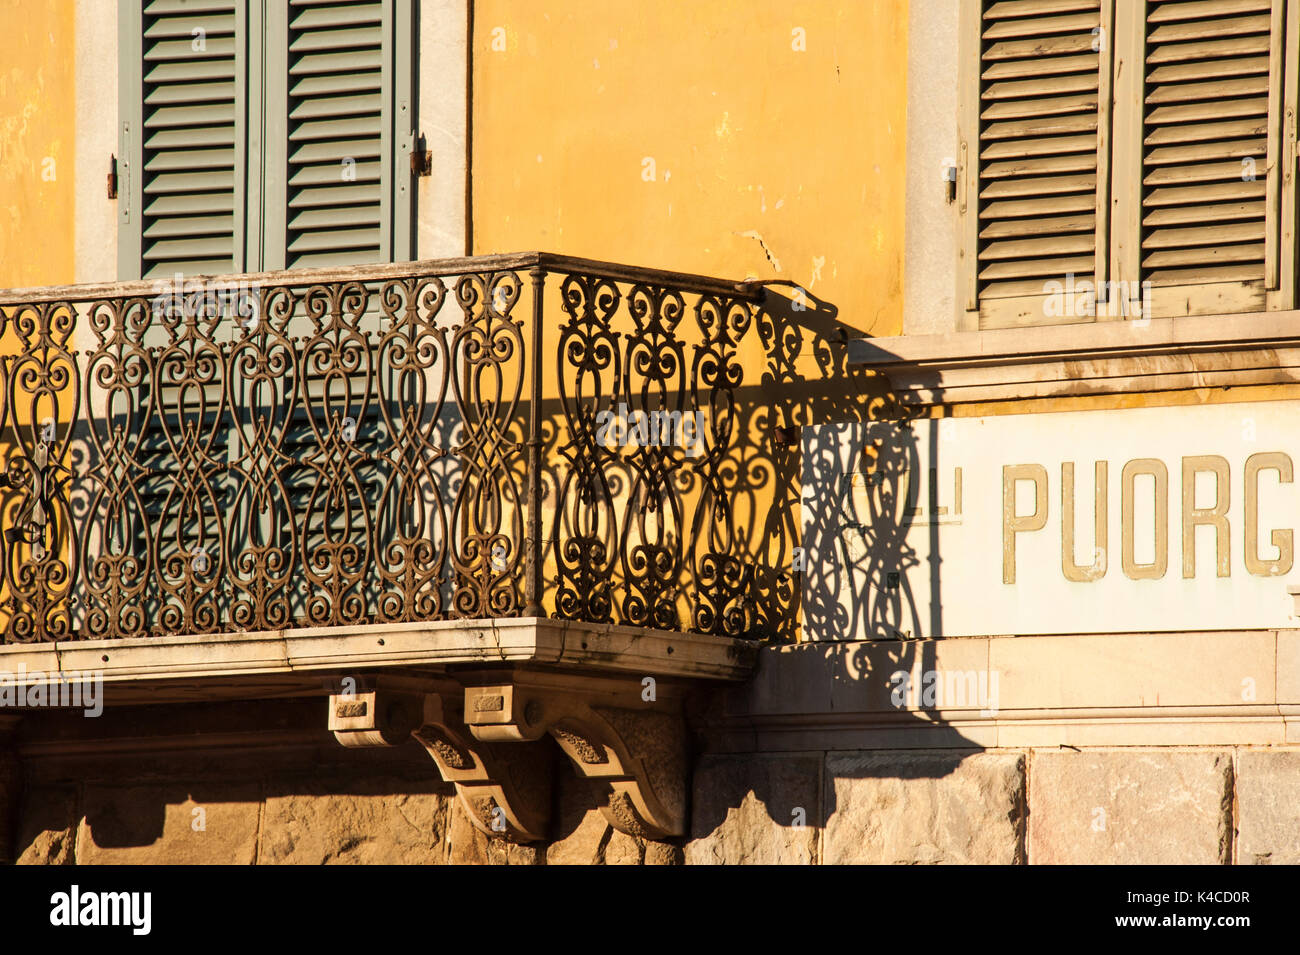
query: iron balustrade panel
[{"left": 0, "top": 256, "right": 771, "bottom": 643}]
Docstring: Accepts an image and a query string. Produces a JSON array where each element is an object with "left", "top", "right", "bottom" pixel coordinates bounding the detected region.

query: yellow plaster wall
[
  {"left": 0, "top": 0, "right": 76, "bottom": 290},
  {"left": 471, "top": 0, "right": 908, "bottom": 338}
]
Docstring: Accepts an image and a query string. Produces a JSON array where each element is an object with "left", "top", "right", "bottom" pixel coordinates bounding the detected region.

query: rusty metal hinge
[
  {"left": 410, "top": 149, "right": 431, "bottom": 177},
  {"left": 107, "top": 155, "right": 118, "bottom": 200}
]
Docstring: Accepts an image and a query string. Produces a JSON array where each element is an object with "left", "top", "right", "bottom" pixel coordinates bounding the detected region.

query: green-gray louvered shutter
[
  {"left": 263, "top": 0, "right": 414, "bottom": 270},
  {"left": 119, "top": 0, "right": 246, "bottom": 280}
]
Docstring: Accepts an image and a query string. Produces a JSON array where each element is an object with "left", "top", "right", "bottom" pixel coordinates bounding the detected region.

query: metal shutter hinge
[
  {"left": 107, "top": 154, "right": 118, "bottom": 200},
  {"left": 410, "top": 149, "right": 432, "bottom": 177}
]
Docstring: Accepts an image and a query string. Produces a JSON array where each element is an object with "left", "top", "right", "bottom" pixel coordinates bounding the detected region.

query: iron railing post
[{"left": 524, "top": 267, "right": 546, "bottom": 617}]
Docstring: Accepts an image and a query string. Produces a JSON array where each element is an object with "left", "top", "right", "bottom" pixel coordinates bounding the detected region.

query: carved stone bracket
[{"left": 326, "top": 669, "right": 690, "bottom": 844}]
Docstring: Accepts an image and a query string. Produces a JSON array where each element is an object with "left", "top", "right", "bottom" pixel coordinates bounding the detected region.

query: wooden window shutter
[
  {"left": 263, "top": 0, "right": 414, "bottom": 270},
  {"left": 119, "top": 0, "right": 247, "bottom": 280},
  {"left": 961, "top": 0, "right": 1115, "bottom": 330},
  {"left": 1136, "top": 0, "right": 1297, "bottom": 318}
]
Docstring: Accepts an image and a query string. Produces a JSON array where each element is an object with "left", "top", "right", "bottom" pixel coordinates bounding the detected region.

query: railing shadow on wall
[{"left": 689, "top": 292, "right": 1002, "bottom": 855}]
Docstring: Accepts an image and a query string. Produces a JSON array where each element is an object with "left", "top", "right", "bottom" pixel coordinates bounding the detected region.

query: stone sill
[
  {"left": 0, "top": 618, "right": 757, "bottom": 703},
  {"left": 847, "top": 310, "right": 1300, "bottom": 406}
]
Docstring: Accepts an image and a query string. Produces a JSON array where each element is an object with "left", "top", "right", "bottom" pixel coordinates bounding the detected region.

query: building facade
[{"left": 0, "top": 0, "right": 1295, "bottom": 864}]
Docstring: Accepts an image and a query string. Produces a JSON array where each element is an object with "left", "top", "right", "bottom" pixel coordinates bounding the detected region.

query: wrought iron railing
[{"left": 0, "top": 253, "right": 796, "bottom": 644}]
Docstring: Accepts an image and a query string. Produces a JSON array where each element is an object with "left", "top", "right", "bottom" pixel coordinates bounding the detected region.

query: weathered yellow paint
[
  {"left": 0, "top": 0, "right": 76, "bottom": 290},
  {"left": 472, "top": 0, "right": 908, "bottom": 338}
]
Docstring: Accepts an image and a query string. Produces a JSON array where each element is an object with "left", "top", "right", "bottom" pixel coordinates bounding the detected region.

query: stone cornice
[{"left": 846, "top": 311, "right": 1300, "bottom": 406}]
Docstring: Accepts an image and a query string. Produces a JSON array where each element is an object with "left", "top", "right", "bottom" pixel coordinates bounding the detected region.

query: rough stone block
[
  {"left": 77, "top": 783, "right": 261, "bottom": 865},
  {"left": 686, "top": 754, "right": 821, "bottom": 865},
  {"left": 259, "top": 776, "right": 450, "bottom": 864},
  {"left": 1028, "top": 750, "right": 1231, "bottom": 864},
  {"left": 1235, "top": 749, "right": 1300, "bottom": 864},
  {"left": 823, "top": 751, "right": 1024, "bottom": 864}
]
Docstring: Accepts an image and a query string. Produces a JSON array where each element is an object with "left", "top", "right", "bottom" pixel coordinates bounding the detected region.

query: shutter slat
[
  {"left": 979, "top": 233, "right": 1097, "bottom": 259},
  {"left": 980, "top": 213, "right": 1096, "bottom": 238},
  {"left": 144, "top": 236, "right": 239, "bottom": 259},
  {"left": 144, "top": 14, "right": 235, "bottom": 37},
  {"left": 289, "top": 2, "right": 383, "bottom": 30},
  {"left": 1145, "top": 179, "right": 1266, "bottom": 205},
  {"left": 981, "top": 172, "right": 1097, "bottom": 198},
  {"left": 1147, "top": 15, "right": 1271, "bottom": 43},
  {"left": 1147, "top": 54, "right": 1270, "bottom": 82},
  {"left": 144, "top": 148, "right": 234, "bottom": 171},
  {"left": 144, "top": 37, "right": 237, "bottom": 60},
  {"left": 1143, "top": 199, "right": 1265, "bottom": 225},
  {"left": 984, "top": 73, "right": 1100, "bottom": 99},
  {"left": 289, "top": 92, "right": 383, "bottom": 120},
  {"left": 288, "top": 227, "right": 384, "bottom": 252},
  {"left": 1144, "top": 138, "right": 1266, "bottom": 164},
  {"left": 1145, "top": 34, "right": 1268, "bottom": 62},
  {"left": 982, "top": 52, "right": 1099, "bottom": 79},
  {"left": 983, "top": 35, "right": 1099, "bottom": 58},
  {"left": 1142, "top": 242, "right": 1265, "bottom": 266},
  {"left": 289, "top": 160, "right": 382, "bottom": 186},
  {"left": 290, "top": 71, "right": 382, "bottom": 97},
  {"left": 979, "top": 254, "right": 1096, "bottom": 280},
  {"left": 983, "top": 194, "right": 1098, "bottom": 217},
  {"left": 144, "top": 81, "right": 237, "bottom": 106},
  {"left": 985, "top": 1, "right": 1100, "bottom": 18},
  {"left": 143, "top": 170, "right": 235, "bottom": 194},
  {"left": 982, "top": 0, "right": 1097, "bottom": 16},
  {"left": 288, "top": 51, "right": 383, "bottom": 74},
  {"left": 1144, "top": 116, "right": 1268, "bottom": 144},
  {"left": 1144, "top": 158, "right": 1264, "bottom": 185},
  {"left": 1148, "top": 0, "right": 1272, "bottom": 22},
  {"left": 144, "top": 193, "right": 236, "bottom": 216},
  {"left": 1146, "top": 95, "right": 1268, "bottom": 124},
  {"left": 981, "top": 91, "right": 1099, "bottom": 120},
  {"left": 145, "top": 60, "right": 236, "bottom": 83},
  {"left": 144, "top": 103, "right": 236, "bottom": 128},
  {"left": 144, "top": 214, "right": 235, "bottom": 238},
  {"left": 289, "top": 138, "right": 383, "bottom": 163},
  {"left": 982, "top": 133, "right": 1097, "bottom": 159},
  {"left": 288, "top": 183, "right": 383, "bottom": 208},
  {"left": 982, "top": 154, "right": 1097, "bottom": 178},
  {"left": 144, "top": 0, "right": 234, "bottom": 13},
  {"left": 983, "top": 12, "right": 1101, "bottom": 38},
  {"left": 146, "top": 126, "right": 238, "bottom": 149},
  {"left": 289, "top": 206, "right": 381, "bottom": 230},
  {"left": 289, "top": 116, "right": 385, "bottom": 141},
  {"left": 1146, "top": 75, "right": 1268, "bottom": 103},
  {"left": 983, "top": 114, "right": 1099, "bottom": 139},
  {"left": 1143, "top": 221, "right": 1265, "bottom": 248}
]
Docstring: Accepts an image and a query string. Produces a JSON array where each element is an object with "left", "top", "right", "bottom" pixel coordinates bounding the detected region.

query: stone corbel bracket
[{"left": 327, "top": 669, "right": 690, "bottom": 844}]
